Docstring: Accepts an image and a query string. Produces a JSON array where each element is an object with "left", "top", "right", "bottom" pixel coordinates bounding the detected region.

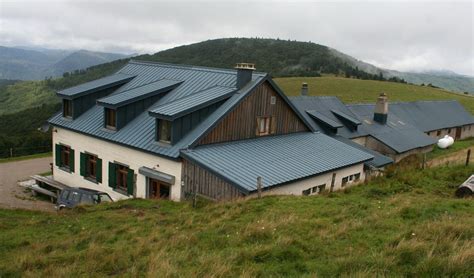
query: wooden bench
[{"left": 25, "top": 175, "right": 70, "bottom": 203}]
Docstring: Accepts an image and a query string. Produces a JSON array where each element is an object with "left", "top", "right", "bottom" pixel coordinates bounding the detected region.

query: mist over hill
[{"left": 0, "top": 46, "right": 131, "bottom": 80}]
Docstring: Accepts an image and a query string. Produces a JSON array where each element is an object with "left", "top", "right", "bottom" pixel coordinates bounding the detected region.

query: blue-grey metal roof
[
  {"left": 97, "top": 79, "right": 183, "bottom": 108},
  {"left": 384, "top": 101, "right": 474, "bottom": 132},
  {"left": 181, "top": 132, "right": 374, "bottom": 193},
  {"left": 332, "top": 135, "right": 393, "bottom": 168},
  {"left": 290, "top": 96, "right": 368, "bottom": 138},
  {"left": 57, "top": 73, "right": 135, "bottom": 99},
  {"left": 306, "top": 110, "right": 343, "bottom": 129},
  {"left": 49, "top": 61, "right": 269, "bottom": 159},
  {"left": 149, "top": 85, "right": 236, "bottom": 120},
  {"left": 347, "top": 104, "right": 437, "bottom": 153},
  {"left": 331, "top": 109, "right": 362, "bottom": 126}
]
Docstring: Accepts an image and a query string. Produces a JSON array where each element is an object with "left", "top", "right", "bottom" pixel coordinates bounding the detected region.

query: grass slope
[
  {"left": 275, "top": 76, "right": 474, "bottom": 113},
  {"left": 0, "top": 165, "right": 473, "bottom": 276}
]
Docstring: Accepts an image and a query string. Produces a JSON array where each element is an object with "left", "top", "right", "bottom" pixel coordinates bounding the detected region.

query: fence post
[
  {"left": 466, "top": 149, "right": 471, "bottom": 166},
  {"left": 257, "top": 176, "right": 262, "bottom": 198}
]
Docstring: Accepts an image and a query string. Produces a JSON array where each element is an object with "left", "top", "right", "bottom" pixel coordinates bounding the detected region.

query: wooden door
[
  {"left": 148, "top": 179, "right": 170, "bottom": 199},
  {"left": 455, "top": 127, "right": 462, "bottom": 139}
]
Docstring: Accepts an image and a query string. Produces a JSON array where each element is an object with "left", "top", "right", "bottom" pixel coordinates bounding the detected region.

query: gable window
[
  {"left": 256, "top": 116, "right": 272, "bottom": 136},
  {"left": 80, "top": 153, "right": 102, "bottom": 183},
  {"left": 270, "top": 96, "right": 276, "bottom": 105},
  {"left": 158, "top": 120, "right": 172, "bottom": 143},
  {"left": 105, "top": 108, "right": 117, "bottom": 130},
  {"left": 63, "top": 99, "right": 72, "bottom": 118},
  {"left": 55, "top": 144, "right": 75, "bottom": 172}
]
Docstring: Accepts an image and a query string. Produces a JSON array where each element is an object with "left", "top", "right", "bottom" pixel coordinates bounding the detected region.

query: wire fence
[{"left": 0, "top": 145, "right": 52, "bottom": 159}]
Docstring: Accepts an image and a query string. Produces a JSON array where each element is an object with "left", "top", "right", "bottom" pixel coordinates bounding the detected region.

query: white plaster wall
[
  {"left": 261, "top": 163, "right": 365, "bottom": 196},
  {"left": 52, "top": 127, "right": 182, "bottom": 201}
]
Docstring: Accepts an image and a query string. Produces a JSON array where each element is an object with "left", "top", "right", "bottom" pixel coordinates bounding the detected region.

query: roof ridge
[
  {"left": 114, "top": 78, "right": 182, "bottom": 95},
  {"left": 154, "top": 85, "right": 236, "bottom": 108},
  {"left": 129, "top": 59, "right": 267, "bottom": 76}
]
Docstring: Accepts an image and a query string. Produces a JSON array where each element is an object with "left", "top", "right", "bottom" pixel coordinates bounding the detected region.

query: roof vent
[
  {"left": 301, "top": 82, "right": 308, "bottom": 96},
  {"left": 373, "top": 93, "right": 388, "bottom": 124},
  {"left": 235, "top": 63, "right": 255, "bottom": 89}
]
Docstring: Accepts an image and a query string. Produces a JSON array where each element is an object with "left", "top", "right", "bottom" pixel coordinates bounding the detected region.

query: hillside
[
  {"left": 275, "top": 76, "right": 474, "bottom": 113},
  {"left": 0, "top": 164, "right": 473, "bottom": 276},
  {"left": 0, "top": 46, "right": 130, "bottom": 80}
]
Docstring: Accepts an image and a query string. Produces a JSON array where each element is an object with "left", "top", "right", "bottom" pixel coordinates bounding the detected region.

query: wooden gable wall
[{"left": 197, "top": 81, "right": 309, "bottom": 146}]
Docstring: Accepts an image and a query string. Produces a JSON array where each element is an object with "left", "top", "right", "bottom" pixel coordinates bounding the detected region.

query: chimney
[
  {"left": 373, "top": 93, "right": 388, "bottom": 124},
  {"left": 235, "top": 63, "right": 255, "bottom": 89},
  {"left": 301, "top": 82, "right": 308, "bottom": 96}
]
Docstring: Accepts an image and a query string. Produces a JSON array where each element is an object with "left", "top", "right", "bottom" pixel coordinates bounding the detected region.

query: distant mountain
[
  {"left": 0, "top": 46, "right": 131, "bottom": 80},
  {"left": 328, "top": 48, "right": 474, "bottom": 94}
]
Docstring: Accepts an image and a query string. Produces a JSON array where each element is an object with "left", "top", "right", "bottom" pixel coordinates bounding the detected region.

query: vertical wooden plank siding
[
  {"left": 182, "top": 159, "right": 244, "bottom": 201},
  {"left": 197, "top": 81, "right": 309, "bottom": 146}
]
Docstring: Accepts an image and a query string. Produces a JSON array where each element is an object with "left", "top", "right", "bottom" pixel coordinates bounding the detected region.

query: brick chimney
[
  {"left": 301, "top": 82, "right": 308, "bottom": 96},
  {"left": 235, "top": 63, "right": 255, "bottom": 89},
  {"left": 373, "top": 93, "right": 388, "bottom": 124}
]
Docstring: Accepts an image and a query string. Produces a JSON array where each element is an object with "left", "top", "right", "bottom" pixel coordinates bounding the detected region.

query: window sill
[
  {"left": 84, "top": 176, "right": 98, "bottom": 184},
  {"left": 59, "top": 166, "right": 71, "bottom": 173}
]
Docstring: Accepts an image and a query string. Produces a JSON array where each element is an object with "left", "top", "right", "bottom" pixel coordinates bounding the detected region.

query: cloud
[{"left": 0, "top": 0, "right": 472, "bottom": 75}]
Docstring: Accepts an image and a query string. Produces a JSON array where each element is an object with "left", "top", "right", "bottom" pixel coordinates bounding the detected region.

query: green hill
[
  {"left": 275, "top": 76, "right": 474, "bottom": 113},
  {"left": 0, "top": 164, "right": 473, "bottom": 276}
]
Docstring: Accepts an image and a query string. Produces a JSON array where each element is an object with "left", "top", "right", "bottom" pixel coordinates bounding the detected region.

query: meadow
[
  {"left": 275, "top": 76, "right": 474, "bottom": 113},
  {"left": 0, "top": 164, "right": 473, "bottom": 277}
]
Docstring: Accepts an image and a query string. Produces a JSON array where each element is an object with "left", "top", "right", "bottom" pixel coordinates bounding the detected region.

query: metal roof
[
  {"left": 49, "top": 61, "right": 268, "bottom": 159},
  {"left": 384, "top": 101, "right": 474, "bottom": 132},
  {"left": 332, "top": 135, "right": 393, "bottom": 168},
  {"left": 306, "top": 110, "right": 343, "bottom": 129},
  {"left": 57, "top": 73, "right": 135, "bottom": 99},
  {"left": 290, "top": 96, "right": 368, "bottom": 138},
  {"left": 97, "top": 79, "right": 183, "bottom": 108},
  {"left": 331, "top": 109, "right": 362, "bottom": 126},
  {"left": 149, "top": 85, "right": 236, "bottom": 120},
  {"left": 347, "top": 104, "right": 437, "bottom": 153},
  {"left": 181, "top": 132, "right": 373, "bottom": 193}
]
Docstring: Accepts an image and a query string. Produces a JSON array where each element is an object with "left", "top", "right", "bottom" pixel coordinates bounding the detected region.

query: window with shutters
[
  {"left": 86, "top": 154, "right": 97, "bottom": 179},
  {"left": 56, "top": 144, "right": 74, "bottom": 172},
  {"left": 61, "top": 146, "right": 70, "bottom": 169},
  {"left": 116, "top": 165, "right": 129, "bottom": 192},
  {"left": 256, "top": 116, "right": 273, "bottom": 136},
  {"left": 63, "top": 99, "right": 73, "bottom": 118},
  {"left": 80, "top": 152, "right": 102, "bottom": 183},
  {"left": 105, "top": 108, "right": 117, "bottom": 130}
]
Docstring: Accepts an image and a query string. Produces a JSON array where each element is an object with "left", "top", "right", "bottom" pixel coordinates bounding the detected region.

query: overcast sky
[{"left": 1, "top": 0, "right": 473, "bottom": 75}]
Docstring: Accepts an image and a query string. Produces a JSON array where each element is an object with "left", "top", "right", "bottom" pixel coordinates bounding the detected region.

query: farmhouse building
[
  {"left": 49, "top": 61, "right": 376, "bottom": 201},
  {"left": 291, "top": 87, "right": 474, "bottom": 162}
]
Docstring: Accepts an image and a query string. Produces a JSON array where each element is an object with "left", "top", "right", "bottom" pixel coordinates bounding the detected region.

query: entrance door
[
  {"left": 148, "top": 178, "right": 170, "bottom": 199},
  {"left": 455, "top": 127, "right": 462, "bottom": 139}
]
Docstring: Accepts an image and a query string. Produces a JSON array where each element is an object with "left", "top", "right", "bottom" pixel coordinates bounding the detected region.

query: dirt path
[{"left": 0, "top": 157, "right": 55, "bottom": 212}]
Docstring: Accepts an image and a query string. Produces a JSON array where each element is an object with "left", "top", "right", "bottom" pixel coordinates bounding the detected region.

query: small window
[
  {"left": 105, "top": 108, "right": 116, "bottom": 130},
  {"left": 302, "top": 188, "right": 311, "bottom": 196},
  {"left": 116, "top": 165, "right": 129, "bottom": 192},
  {"left": 86, "top": 154, "right": 97, "bottom": 179},
  {"left": 342, "top": 177, "right": 349, "bottom": 187},
  {"left": 312, "top": 184, "right": 326, "bottom": 194},
  {"left": 270, "top": 96, "right": 276, "bottom": 105},
  {"left": 158, "top": 120, "right": 172, "bottom": 143},
  {"left": 256, "top": 116, "right": 272, "bottom": 136},
  {"left": 63, "top": 99, "right": 73, "bottom": 118},
  {"left": 436, "top": 130, "right": 441, "bottom": 136},
  {"left": 354, "top": 173, "right": 361, "bottom": 181},
  {"left": 448, "top": 128, "right": 452, "bottom": 134},
  {"left": 60, "top": 145, "right": 71, "bottom": 169}
]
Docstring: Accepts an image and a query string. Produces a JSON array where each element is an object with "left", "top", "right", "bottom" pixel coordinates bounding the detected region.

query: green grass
[
  {"left": 427, "top": 138, "right": 474, "bottom": 160},
  {"left": 0, "top": 164, "right": 473, "bottom": 276},
  {"left": 0, "top": 152, "right": 51, "bottom": 164},
  {"left": 275, "top": 76, "right": 474, "bottom": 113}
]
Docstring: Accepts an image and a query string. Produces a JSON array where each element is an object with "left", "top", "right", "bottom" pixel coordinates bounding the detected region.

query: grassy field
[
  {"left": 0, "top": 164, "right": 473, "bottom": 276},
  {"left": 275, "top": 76, "right": 474, "bottom": 113},
  {"left": 0, "top": 152, "right": 51, "bottom": 164},
  {"left": 427, "top": 138, "right": 474, "bottom": 160}
]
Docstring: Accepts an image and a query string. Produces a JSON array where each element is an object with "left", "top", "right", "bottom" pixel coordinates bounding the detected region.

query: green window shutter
[
  {"left": 69, "top": 148, "right": 75, "bottom": 173},
  {"left": 108, "top": 162, "right": 116, "bottom": 189},
  {"left": 127, "top": 169, "right": 134, "bottom": 196},
  {"left": 96, "top": 158, "right": 102, "bottom": 183},
  {"left": 80, "top": 153, "right": 87, "bottom": 176},
  {"left": 55, "top": 144, "right": 61, "bottom": 166}
]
